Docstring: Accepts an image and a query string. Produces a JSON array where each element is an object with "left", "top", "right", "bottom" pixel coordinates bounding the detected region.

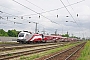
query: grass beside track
[
  {"left": 77, "top": 40, "right": 90, "bottom": 60},
  {"left": 20, "top": 41, "right": 82, "bottom": 60}
]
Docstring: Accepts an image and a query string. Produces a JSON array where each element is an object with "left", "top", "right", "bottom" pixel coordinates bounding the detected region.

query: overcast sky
[{"left": 0, "top": 0, "right": 90, "bottom": 38}]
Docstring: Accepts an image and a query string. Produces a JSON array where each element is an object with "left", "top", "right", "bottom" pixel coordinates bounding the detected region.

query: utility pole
[
  {"left": 55, "top": 29, "right": 57, "bottom": 35},
  {"left": 67, "top": 31, "right": 68, "bottom": 41},
  {"left": 42, "top": 28, "right": 46, "bottom": 34},
  {"left": 29, "top": 22, "right": 38, "bottom": 34},
  {"left": 72, "top": 34, "right": 73, "bottom": 38},
  {"left": 35, "top": 23, "right": 38, "bottom": 33}
]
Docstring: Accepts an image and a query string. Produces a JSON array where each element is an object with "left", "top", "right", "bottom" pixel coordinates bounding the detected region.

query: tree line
[
  {"left": 0, "top": 29, "right": 19, "bottom": 37},
  {"left": 0, "top": 29, "right": 79, "bottom": 38},
  {"left": 62, "top": 34, "right": 80, "bottom": 39}
]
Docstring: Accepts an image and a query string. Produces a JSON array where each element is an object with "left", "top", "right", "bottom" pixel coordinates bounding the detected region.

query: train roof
[{"left": 19, "top": 31, "right": 34, "bottom": 34}]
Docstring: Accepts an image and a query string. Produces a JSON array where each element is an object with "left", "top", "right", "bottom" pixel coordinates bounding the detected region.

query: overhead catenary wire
[
  {"left": 0, "top": 13, "right": 23, "bottom": 24},
  {"left": 0, "top": 10, "right": 18, "bottom": 17},
  {"left": 1, "top": 18, "right": 22, "bottom": 24},
  {"left": 0, "top": 17, "right": 48, "bottom": 33},
  {"left": 0, "top": 0, "right": 87, "bottom": 37},
  {"left": 12, "top": 0, "right": 59, "bottom": 25},
  {"left": 0, "top": 19, "right": 23, "bottom": 30},
  {"left": 0, "top": 17, "right": 34, "bottom": 31},
  {"left": 12, "top": 0, "right": 84, "bottom": 26},
  {"left": 41, "top": 0, "right": 85, "bottom": 14},
  {"left": 66, "top": 0, "right": 76, "bottom": 14},
  {"left": 0, "top": 10, "right": 32, "bottom": 23},
  {"left": 3, "top": 0, "right": 84, "bottom": 30},
  {"left": 66, "top": 0, "right": 82, "bottom": 34},
  {"left": 12, "top": 0, "right": 40, "bottom": 15},
  {"left": 0, "top": 12, "right": 48, "bottom": 31},
  {"left": 23, "top": 0, "right": 85, "bottom": 16},
  {"left": 12, "top": 0, "right": 60, "bottom": 33},
  {"left": 0, "top": 21, "right": 30, "bottom": 30},
  {"left": 59, "top": 0, "right": 84, "bottom": 38},
  {"left": 0, "top": 5, "right": 22, "bottom": 14},
  {"left": 0, "top": 0, "right": 85, "bottom": 18},
  {"left": 0, "top": 0, "right": 84, "bottom": 29},
  {"left": 0, "top": 10, "right": 47, "bottom": 27},
  {"left": 0, "top": 0, "right": 85, "bottom": 25},
  {"left": 59, "top": 0, "right": 80, "bottom": 27},
  {"left": 25, "top": 0, "right": 44, "bottom": 11},
  {"left": 25, "top": 0, "right": 57, "bottom": 18}
]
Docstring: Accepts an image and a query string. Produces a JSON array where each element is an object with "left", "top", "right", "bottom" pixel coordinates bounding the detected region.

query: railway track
[
  {"left": 42, "top": 42, "right": 86, "bottom": 60},
  {"left": 0, "top": 44, "right": 62, "bottom": 60},
  {"left": 0, "top": 41, "right": 81, "bottom": 60},
  {"left": 0, "top": 41, "right": 68, "bottom": 47},
  {"left": 0, "top": 43, "right": 62, "bottom": 51},
  {"left": 0, "top": 42, "right": 56, "bottom": 47}
]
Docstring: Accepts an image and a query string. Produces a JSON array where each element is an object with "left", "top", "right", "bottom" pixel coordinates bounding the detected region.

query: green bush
[{"left": 0, "top": 29, "right": 18, "bottom": 37}]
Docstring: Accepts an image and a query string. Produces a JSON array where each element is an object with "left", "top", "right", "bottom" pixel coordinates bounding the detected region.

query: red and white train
[{"left": 17, "top": 31, "right": 77, "bottom": 43}]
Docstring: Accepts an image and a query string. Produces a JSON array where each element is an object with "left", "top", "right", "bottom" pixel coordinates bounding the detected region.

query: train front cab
[
  {"left": 17, "top": 32, "right": 26, "bottom": 43},
  {"left": 17, "top": 32, "right": 32, "bottom": 43}
]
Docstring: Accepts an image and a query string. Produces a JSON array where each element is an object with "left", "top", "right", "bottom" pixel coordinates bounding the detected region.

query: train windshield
[{"left": 19, "top": 33, "right": 24, "bottom": 37}]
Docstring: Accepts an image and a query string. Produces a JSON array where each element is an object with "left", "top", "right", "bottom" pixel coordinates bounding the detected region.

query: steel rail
[
  {"left": 0, "top": 44, "right": 61, "bottom": 60},
  {"left": 65, "top": 42, "right": 85, "bottom": 60},
  {"left": 45, "top": 42, "right": 86, "bottom": 60},
  {"left": 0, "top": 43, "right": 60, "bottom": 51}
]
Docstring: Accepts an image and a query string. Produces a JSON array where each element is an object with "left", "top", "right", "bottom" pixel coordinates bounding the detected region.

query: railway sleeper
[{"left": 0, "top": 45, "right": 59, "bottom": 60}]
